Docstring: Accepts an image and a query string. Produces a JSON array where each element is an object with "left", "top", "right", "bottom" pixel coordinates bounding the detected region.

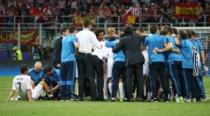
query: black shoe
[
  {"left": 163, "top": 98, "right": 170, "bottom": 102},
  {"left": 123, "top": 99, "right": 130, "bottom": 102},
  {"left": 136, "top": 97, "right": 144, "bottom": 102},
  {"left": 91, "top": 98, "right": 98, "bottom": 101},
  {"left": 60, "top": 98, "right": 66, "bottom": 101},
  {"left": 79, "top": 97, "right": 83, "bottom": 101},
  {"left": 70, "top": 95, "right": 78, "bottom": 101},
  {"left": 149, "top": 97, "right": 157, "bottom": 102},
  {"left": 97, "top": 98, "right": 104, "bottom": 101},
  {"left": 110, "top": 98, "right": 116, "bottom": 102}
]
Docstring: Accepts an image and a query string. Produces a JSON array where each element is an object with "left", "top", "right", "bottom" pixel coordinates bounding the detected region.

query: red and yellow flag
[{"left": 176, "top": 3, "right": 201, "bottom": 19}]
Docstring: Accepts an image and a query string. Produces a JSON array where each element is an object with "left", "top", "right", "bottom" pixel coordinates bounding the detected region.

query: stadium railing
[{"left": 0, "top": 18, "right": 210, "bottom": 75}]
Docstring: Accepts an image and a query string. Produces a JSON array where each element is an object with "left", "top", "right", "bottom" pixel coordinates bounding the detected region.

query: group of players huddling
[{"left": 8, "top": 20, "right": 208, "bottom": 103}]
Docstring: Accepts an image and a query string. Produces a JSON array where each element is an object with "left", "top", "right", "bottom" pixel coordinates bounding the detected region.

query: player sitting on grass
[{"left": 8, "top": 65, "right": 51, "bottom": 102}]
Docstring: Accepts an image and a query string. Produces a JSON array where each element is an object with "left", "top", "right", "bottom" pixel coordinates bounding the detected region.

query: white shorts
[
  {"left": 142, "top": 50, "right": 149, "bottom": 76},
  {"left": 143, "top": 61, "right": 149, "bottom": 76},
  {"left": 32, "top": 83, "right": 46, "bottom": 100},
  {"left": 106, "top": 58, "right": 113, "bottom": 78}
]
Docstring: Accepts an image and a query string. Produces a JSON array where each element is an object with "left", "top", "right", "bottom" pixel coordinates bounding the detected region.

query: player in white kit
[
  {"left": 103, "top": 46, "right": 114, "bottom": 100},
  {"left": 8, "top": 65, "right": 50, "bottom": 102}
]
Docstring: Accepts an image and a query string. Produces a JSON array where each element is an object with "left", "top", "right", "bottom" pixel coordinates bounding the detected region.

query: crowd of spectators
[{"left": 0, "top": 0, "right": 210, "bottom": 25}]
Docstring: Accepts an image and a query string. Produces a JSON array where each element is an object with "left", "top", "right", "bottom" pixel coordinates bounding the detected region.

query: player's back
[
  {"left": 12, "top": 75, "right": 32, "bottom": 100},
  {"left": 144, "top": 34, "right": 165, "bottom": 62}
]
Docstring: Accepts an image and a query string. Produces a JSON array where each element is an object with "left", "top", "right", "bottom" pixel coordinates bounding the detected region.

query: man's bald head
[{"left": 34, "top": 61, "right": 42, "bottom": 72}]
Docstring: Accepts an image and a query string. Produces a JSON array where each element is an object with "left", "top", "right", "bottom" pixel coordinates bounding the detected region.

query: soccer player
[
  {"left": 8, "top": 65, "right": 50, "bottom": 102},
  {"left": 189, "top": 30, "right": 207, "bottom": 101},
  {"left": 60, "top": 27, "right": 78, "bottom": 101},
  {"left": 155, "top": 26, "right": 183, "bottom": 103},
  {"left": 103, "top": 27, "right": 115, "bottom": 100},
  {"left": 92, "top": 29, "right": 108, "bottom": 101},
  {"left": 144, "top": 25, "right": 169, "bottom": 101},
  {"left": 29, "top": 61, "right": 44, "bottom": 86},
  {"left": 105, "top": 27, "right": 126, "bottom": 101},
  {"left": 179, "top": 30, "right": 196, "bottom": 102}
]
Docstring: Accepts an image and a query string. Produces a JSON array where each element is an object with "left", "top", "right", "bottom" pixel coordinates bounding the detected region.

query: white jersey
[
  {"left": 92, "top": 41, "right": 109, "bottom": 61},
  {"left": 12, "top": 75, "right": 32, "bottom": 100},
  {"left": 12, "top": 74, "right": 46, "bottom": 100},
  {"left": 107, "top": 48, "right": 113, "bottom": 60}
]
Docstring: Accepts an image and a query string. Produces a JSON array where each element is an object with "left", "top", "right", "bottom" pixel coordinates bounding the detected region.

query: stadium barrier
[{"left": 0, "top": 22, "right": 209, "bottom": 75}]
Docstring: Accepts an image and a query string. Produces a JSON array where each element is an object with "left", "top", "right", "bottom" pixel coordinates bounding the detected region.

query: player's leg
[
  {"left": 32, "top": 81, "right": 49, "bottom": 100},
  {"left": 182, "top": 69, "right": 191, "bottom": 102},
  {"left": 60, "top": 62, "right": 67, "bottom": 100},
  {"left": 168, "top": 61, "right": 182, "bottom": 102},
  {"left": 118, "top": 78, "right": 125, "bottom": 101},
  {"left": 103, "top": 77, "right": 108, "bottom": 100},
  {"left": 111, "top": 61, "right": 120, "bottom": 100},
  {"left": 149, "top": 62, "right": 158, "bottom": 101},
  {"left": 145, "top": 75, "right": 152, "bottom": 100},
  {"left": 159, "top": 62, "right": 170, "bottom": 101},
  {"left": 108, "top": 79, "right": 112, "bottom": 98},
  {"left": 107, "top": 57, "right": 113, "bottom": 99},
  {"left": 103, "top": 60, "right": 108, "bottom": 100},
  {"left": 94, "top": 56, "right": 104, "bottom": 100},
  {"left": 66, "top": 61, "right": 75, "bottom": 100},
  {"left": 189, "top": 69, "right": 197, "bottom": 102},
  {"left": 71, "top": 61, "right": 77, "bottom": 98},
  {"left": 196, "top": 74, "right": 207, "bottom": 100}
]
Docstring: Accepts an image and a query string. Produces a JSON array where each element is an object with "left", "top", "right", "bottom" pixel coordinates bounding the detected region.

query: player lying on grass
[{"left": 8, "top": 65, "right": 51, "bottom": 102}]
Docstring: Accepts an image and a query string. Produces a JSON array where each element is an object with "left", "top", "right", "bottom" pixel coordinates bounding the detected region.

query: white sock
[
  {"left": 103, "top": 78, "right": 108, "bottom": 99},
  {"left": 108, "top": 82, "right": 112, "bottom": 95},
  {"left": 147, "top": 92, "right": 152, "bottom": 99},
  {"left": 143, "top": 79, "right": 147, "bottom": 97},
  {"left": 118, "top": 82, "right": 125, "bottom": 99}
]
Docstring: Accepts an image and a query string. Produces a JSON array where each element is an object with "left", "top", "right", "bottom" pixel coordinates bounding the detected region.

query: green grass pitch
[{"left": 0, "top": 77, "right": 210, "bottom": 116}]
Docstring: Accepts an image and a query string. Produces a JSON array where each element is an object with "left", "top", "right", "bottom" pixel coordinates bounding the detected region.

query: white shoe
[
  {"left": 120, "top": 98, "right": 124, "bottom": 102},
  {"left": 179, "top": 97, "right": 184, "bottom": 103},
  {"left": 185, "top": 99, "right": 191, "bottom": 103},
  {"left": 201, "top": 97, "right": 208, "bottom": 102},
  {"left": 175, "top": 97, "right": 180, "bottom": 103},
  {"left": 111, "top": 98, "right": 116, "bottom": 101},
  {"left": 192, "top": 98, "right": 196, "bottom": 102}
]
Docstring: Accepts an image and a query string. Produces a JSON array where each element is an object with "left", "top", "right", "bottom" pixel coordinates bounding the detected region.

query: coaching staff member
[
  {"left": 113, "top": 26, "right": 145, "bottom": 101},
  {"left": 76, "top": 19, "right": 101, "bottom": 101}
]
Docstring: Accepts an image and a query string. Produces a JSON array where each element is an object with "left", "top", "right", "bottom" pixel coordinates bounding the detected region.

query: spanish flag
[{"left": 176, "top": 3, "right": 202, "bottom": 19}]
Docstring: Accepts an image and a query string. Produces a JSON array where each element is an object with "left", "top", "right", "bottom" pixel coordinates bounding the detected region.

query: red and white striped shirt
[{"left": 127, "top": 6, "right": 141, "bottom": 17}]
